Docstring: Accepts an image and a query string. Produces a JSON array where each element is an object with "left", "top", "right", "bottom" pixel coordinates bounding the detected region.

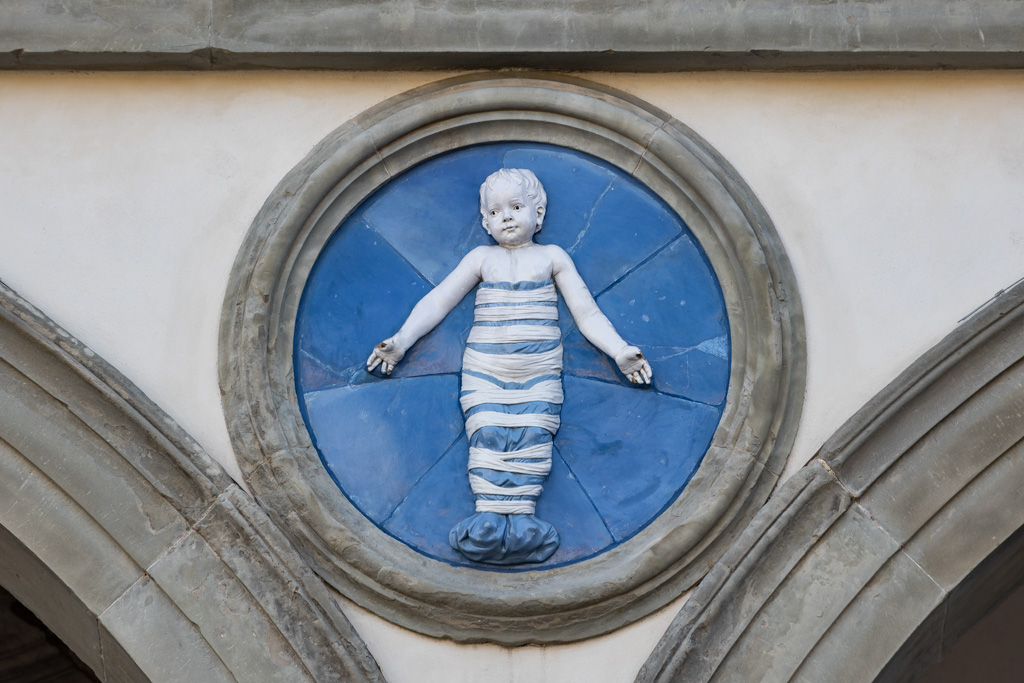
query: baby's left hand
[{"left": 615, "top": 346, "right": 652, "bottom": 385}]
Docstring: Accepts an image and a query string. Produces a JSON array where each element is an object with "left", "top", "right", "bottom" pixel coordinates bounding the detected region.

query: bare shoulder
[
  {"left": 465, "top": 245, "right": 495, "bottom": 259},
  {"left": 440, "top": 245, "right": 490, "bottom": 283},
  {"left": 469, "top": 244, "right": 512, "bottom": 273},
  {"left": 544, "top": 244, "right": 577, "bottom": 273},
  {"left": 460, "top": 245, "right": 493, "bottom": 268}
]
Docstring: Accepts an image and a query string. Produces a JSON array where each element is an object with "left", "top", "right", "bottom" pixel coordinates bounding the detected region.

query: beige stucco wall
[
  {"left": 594, "top": 71, "right": 1024, "bottom": 481},
  {"left": 2, "top": 70, "right": 1023, "bottom": 682}
]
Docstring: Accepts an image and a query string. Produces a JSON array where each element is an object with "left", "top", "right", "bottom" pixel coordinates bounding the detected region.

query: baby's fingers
[
  {"left": 626, "top": 359, "right": 652, "bottom": 385},
  {"left": 367, "top": 352, "right": 382, "bottom": 372}
]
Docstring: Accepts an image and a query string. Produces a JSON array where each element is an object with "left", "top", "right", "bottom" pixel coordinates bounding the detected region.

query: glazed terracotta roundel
[{"left": 294, "top": 142, "right": 729, "bottom": 569}]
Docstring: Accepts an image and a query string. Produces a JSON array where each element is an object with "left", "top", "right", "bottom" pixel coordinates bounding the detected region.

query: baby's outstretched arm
[
  {"left": 367, "top": 248, "right": 485, "bottom": 375},
  {"left": 551, "top": 247, "right": 653, "bottom": 385}
]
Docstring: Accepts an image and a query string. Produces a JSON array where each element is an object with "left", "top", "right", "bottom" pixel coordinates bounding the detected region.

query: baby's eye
[
  {"left": 490, "top": 210, "right": 498, "bottom": 216},
  {"left": 513, "top": 204, "right": 523, "bottom": 211}
]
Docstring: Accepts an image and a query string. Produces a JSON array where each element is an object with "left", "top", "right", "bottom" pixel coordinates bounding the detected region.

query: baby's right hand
[{"left": 366, "top": 338, "right": 405, "bottom": 375}]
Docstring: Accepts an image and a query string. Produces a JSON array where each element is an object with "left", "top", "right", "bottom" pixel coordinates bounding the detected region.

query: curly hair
[{"left": 479, "top": 168, "right": 548, "bottom": 231}]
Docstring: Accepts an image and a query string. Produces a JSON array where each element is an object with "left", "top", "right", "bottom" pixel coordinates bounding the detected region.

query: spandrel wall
[{"left": 1, "top": 70, "right": 1023, "bottom": 683}]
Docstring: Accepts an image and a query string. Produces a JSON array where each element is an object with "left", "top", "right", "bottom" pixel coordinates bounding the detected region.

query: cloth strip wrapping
[{"left": 448, "top": 279, "right": 563, "bottom": 565}]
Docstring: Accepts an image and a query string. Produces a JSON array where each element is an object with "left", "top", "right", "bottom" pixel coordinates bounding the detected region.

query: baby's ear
[{"left": 535, "top": 205, "right": 545, "bottom": 232}]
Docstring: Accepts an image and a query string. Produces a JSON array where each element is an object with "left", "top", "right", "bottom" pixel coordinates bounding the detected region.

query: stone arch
[
  {"left": 0, "top": 283, "right": 383, "bottom": 683},
  {"left": 639, "top": 280, "right": 1024, "bottom": 682}
]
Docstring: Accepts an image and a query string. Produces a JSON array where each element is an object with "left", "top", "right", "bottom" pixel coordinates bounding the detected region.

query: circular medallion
[
  {"left": 294, "top": 142, "right": 730, "bottom": 570},
  {"left": 220, "top": 73, "right": 804, "bottom": 644}
]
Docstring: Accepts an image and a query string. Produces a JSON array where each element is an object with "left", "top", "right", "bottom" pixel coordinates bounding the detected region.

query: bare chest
[{"left": 478, "top": 245, "right": 554, "bottom": 283}]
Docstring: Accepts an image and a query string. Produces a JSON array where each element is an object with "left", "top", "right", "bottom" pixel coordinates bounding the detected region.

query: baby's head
[{"left": 479, "top": 168, "right": 547, "bottom": 234}]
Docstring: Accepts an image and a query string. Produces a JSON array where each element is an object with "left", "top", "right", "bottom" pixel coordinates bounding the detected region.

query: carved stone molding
[
  {"left": 639, "top": 281, "right": 1024, "bottom": 682},
  {"left": 219, "top": 73, "right": 805, "bottom": 644},
  {"left": 0, "top": 283, "right": 384, "bottom": 683},
  {"left": 2, "top": 1, "right": 1023, "bottom": 70}
]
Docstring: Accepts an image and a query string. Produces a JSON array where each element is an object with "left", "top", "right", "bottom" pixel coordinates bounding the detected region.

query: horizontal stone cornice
[{"left": 1, "top": 0, "right": 1022, "bottom": 71}]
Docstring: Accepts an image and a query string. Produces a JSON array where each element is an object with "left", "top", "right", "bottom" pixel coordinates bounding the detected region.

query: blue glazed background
[{"left": 294, "top": 143, "right": 730, "bottom": 570}]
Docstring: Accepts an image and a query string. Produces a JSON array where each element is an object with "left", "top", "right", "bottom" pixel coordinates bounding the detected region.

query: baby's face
[{"left": 482, "top": 181, "right": 543, "bottom": 248}]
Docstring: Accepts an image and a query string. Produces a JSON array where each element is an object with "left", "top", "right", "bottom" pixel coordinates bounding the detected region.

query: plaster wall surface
[
  {"left": 0, "top": 71, "right": 438, "bottom": 484},
  {"left": 595, "top": 71, "right": 1024, "bottom": 481},
  {"left": 338, "top": 592, "right": 687, "bottom": 683},
  {"left": 1, "top": 70, "right": 1023, "bottom": 682}
]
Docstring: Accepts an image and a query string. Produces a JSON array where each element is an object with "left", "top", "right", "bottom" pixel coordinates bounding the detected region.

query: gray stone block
[
  {"left": 145, "top": 489, "right": 384, "bottom": 683},
  {"left": 637, "top": 465, "right": 850, "bottom": 682},
  {"left": 145, "top": 519, "right": 312, "bottom": 682},
  {"left": 209, "top": 0, "right": 1024, "bottom": 68},
  {"left": 873, "top": 603, "right": 947, "bottom": 683},
  {"left": 0, "top": 290, "right": 231, "bottom": 513},
  {"left": 868, "top": 511, "right": 1024, "bottom": 683},
  {"left": 790, "top": 551, "right": 945, "bottom": 683},
  {"left": 3, "top": 0, "right": 1024, "bottom": 69},
  {"left": 903, "top": 437, "right": 1024, "bottom": 593},
  {"left": 98, "top": 624, "right": 152, "bottom": 683},
  {"left": 212, "top": 488, "right": 386, "bottom": 683},
  {"left": 0, "top": 0, "right": 208, "bottom": 49},
  {"left": 713, "top": 503, "right": 900, "bottom": 683},
  {"left": 0, "top": 358, "right": 191, "bottom": 570},
  {"left": 858, "top": 358, "right": 1024, "bottom": 545},
  {"left": 99, "top": 576, "right": 235, "bottom": 683},
  {"left": 0, "top": 525, "right": 103, "bottom": 678},
  {"left": 0, "top": 439, "right": 142, "bottom": 616}
]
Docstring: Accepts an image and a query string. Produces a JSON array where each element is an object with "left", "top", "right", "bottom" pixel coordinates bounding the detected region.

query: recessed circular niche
[
  {"left": 220, "top": 73, "right": 804, "bottom": 644},
  {"left": 294, "top": 142, "right": 730, "bottom": 570}
]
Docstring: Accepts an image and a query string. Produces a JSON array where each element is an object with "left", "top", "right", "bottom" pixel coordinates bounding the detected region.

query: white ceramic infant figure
[{"left": 367, "top": 168, "right": 651, "bottom": 564}]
